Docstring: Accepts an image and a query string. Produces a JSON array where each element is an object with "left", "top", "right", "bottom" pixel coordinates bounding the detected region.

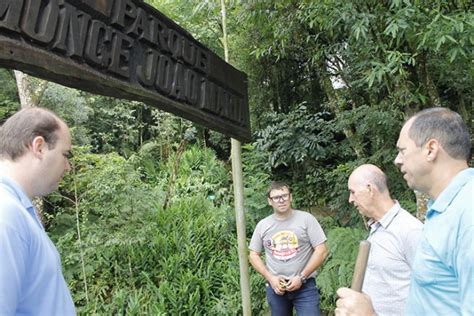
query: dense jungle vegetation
[{"left": 0, "top": 0, "right": 472, "bottom": 314}]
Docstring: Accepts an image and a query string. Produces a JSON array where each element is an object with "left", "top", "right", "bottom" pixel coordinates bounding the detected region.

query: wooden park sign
[{"left": 0, "top": 0, "right": 251, "bottom": 142}]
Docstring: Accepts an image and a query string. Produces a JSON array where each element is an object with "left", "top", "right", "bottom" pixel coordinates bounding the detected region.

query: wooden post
[
  {"left": 220, "top": 1, "right": 251, "bottom": 314},
  {"left": 231, "top": 139, "right": 252, "bottom": 316},
  {"left": 351, "top": 241, "right": 371, "bottom": 292}
]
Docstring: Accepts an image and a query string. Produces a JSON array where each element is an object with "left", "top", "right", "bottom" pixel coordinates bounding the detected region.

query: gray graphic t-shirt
[{"left": 249, "top": 210, "right": 326, "bottom": 278}]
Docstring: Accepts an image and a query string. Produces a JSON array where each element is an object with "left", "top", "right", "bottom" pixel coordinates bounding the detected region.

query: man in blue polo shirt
[
  {"left": 335, "top": 107, "right": 473, "bottom": 315},
  {"left": 0, "top": 108, "right": 76, "bottom": 315}
]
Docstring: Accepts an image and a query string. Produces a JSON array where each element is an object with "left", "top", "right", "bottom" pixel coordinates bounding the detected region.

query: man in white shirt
[{"left": 348, "top": 164, "right": 422, "bottom": 315}]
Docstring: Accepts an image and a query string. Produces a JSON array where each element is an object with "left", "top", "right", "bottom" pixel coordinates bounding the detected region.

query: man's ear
[
  {"left": 367, "top": 183, "right": 374, "bottom": 195},
  {"left": 425, "top": 139, "right": 439, "bottom": 162},
  {"left": 31, "top": 136, "right": 46, "bottom": 158}
]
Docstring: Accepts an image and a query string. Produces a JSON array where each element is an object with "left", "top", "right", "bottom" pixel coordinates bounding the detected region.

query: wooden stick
[{"left": 351, "top": 240, "right": 371, "bottom": 292}]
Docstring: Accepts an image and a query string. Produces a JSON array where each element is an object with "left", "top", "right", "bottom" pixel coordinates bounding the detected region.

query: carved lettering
[
  {"left": 151, "top": 18, "right": 169, "bottom": 52},
  {"left": 200, "top": 79, "right": 217, "bottom": 114},
  {"left": 110, "top": 0, "right": 136, "bottom": 30},
  {"left": 128, "top": 7, "right": 152, "bottom": 42},
  {"left": 0, "top": 0, "right": 250, "bottom": 141},
  {"left": 0, "top": 0, "right": 24, "bottom": 32},
  {"left": 181, "top": 41, "right": 196, "bottom": 67},
  {"left": 220, "top": 90, "right": 230, "bottom": 118},
  {"left": 184, "top": 68, "right": 199, "bottom": 105},
  {"left": 195, "top": 50, "right": 209, "bottom": 74},
  {"left": 199, "top": 79, "right": 245, "bottom": 124},
  {"left": 81, "top": 0, "right": 113, "bottom": 17},
  {"left": 21, "top": 0, "right": 59, "bottom": 43},
  {"left": 170, "top": 62, "right": 185, "bottom": 101},
  {"left": 167, "top": 29, "right": 182, "bottom": 60},
  {"left": 137, "top": 48, "right": 158, "bottom": 87},
  {"left": 154, "top": 53, "right": 172, "bottom": 95},
  {"left": 108, "top": 31, "right": 132, "bottom": 78},
  {"left": 52, "top": 3, "right": 91, "bottom": 57},
  {"left": 84, "top": 19, "right": 112, "bottom": 67}
]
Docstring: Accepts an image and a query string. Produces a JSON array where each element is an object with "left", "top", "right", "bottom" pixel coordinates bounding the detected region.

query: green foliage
[
  {"left": 0, "top": 98, "right": 19, "bottom": 123},
  {"left": 147, "top": 144, "right": 232, "bottom": 205},
  {"left": 317, "top": 225, "right": 367, "bottom": 313},
  {"left": 251, "top": 103, "right": 413, "bottom": 226},
  {"left": 0, "top": 69, "right": 20, "bottom": 121},
  {"left": 147, "top": 0, "right": 225, "bottom": 59},
  {"left": 241, "top": 143, "right": 273, "bottom": 231},
  {"left": 325, "top": 106, "right": 416, "bottom": 223},
  {"left": 48, "top": 145, "right": 272, "bottom": 315},
  {"left": 38, "top": 82, "right": 92, "bottom": 146},
  {"left": 253, "top": 104, "right": 349, "bottom": 207}
]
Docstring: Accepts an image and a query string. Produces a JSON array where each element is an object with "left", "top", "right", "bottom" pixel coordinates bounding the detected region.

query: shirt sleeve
[
  {"left": 249, "top": 222, "right": 263, "bottom": 253},
  {"left": 306, "top": 214, "right": 327, "bottom": 247},
  {"left": 0, "top": 223, "right": 28, "bottom": 315}
]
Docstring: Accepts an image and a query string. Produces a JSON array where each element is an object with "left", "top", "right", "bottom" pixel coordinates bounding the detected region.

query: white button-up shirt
[{"left": 362, "top": 202, "right": 423, "bottom": 316}]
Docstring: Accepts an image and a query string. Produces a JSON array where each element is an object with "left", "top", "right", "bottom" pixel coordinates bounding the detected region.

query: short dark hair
[
  {"left": 409, "top": 107, "right": 471, "bottom": 162},
  {"left": 267, "top": 181, "right": 291, "bottom": 197},
  {"left": 0, "top": 107, "right": 61, "bottom": 161}
]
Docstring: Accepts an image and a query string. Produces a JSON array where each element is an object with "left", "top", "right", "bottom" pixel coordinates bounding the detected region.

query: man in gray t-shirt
[{"left": 249, "top": 181, "right": 328, "bottom": 316}]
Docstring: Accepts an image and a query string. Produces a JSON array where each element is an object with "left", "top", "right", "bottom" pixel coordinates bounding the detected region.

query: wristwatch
[{"left": 299, "top": 273, "right": 307, "bottom": 284}]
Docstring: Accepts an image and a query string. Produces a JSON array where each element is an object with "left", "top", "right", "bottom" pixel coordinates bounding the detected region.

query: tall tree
[{"left": 13, "top": 70, "right": 49, "bottom": 221}]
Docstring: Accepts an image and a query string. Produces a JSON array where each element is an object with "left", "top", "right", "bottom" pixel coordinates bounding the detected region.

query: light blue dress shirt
[
  {"left": 0, "top": 176, "right": 75, "bottom": 315},
  {"left": 405, "top": 168, "right": 474, "bottom": 315}
]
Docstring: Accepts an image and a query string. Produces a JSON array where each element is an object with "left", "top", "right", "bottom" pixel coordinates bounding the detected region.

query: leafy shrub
[
  {"left": 317, "top": 225, "right": 367, "bottom": 313},
  {"left": 49, "top": 145, "right": 271, "bottom": 315},
  {"left": 242, "top": 143, "right": 273, "bottom": 230}
]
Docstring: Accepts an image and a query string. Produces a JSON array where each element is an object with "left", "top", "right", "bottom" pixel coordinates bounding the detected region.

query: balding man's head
[
  {"left": 0, "top": 107, "right": 65, "bottom": 161},
  {"left": 348, "top": 164, "right": 391, "bottom": 219},
  {"left": 349, "top": 164, "right": 388, "bottom": 194}
]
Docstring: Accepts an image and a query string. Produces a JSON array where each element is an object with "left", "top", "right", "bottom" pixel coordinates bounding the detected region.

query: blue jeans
[{"left": 266, "top": 278, "right": 321, "bottom": 316}]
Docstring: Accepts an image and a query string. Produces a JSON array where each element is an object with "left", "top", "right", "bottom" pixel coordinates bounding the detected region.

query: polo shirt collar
[
  {"left": 0, "top": 176, "right": 43, "bottom": 229},
  {"left": 377, "top": 201, "right": 401, "bottom": 229},
  {"left": 428, "top": 168, "right": 474, "bottom": 215},
  {"left": 0, "top": 176, "right": 33, "bottom": 209}
]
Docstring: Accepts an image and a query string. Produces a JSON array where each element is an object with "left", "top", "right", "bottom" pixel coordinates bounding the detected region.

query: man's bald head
[
  {"left": 348, "top": 164, "right": 393, "bottom": 219},
  {"left": 349, "top": 164, "right": 389, "bottom": 194}
]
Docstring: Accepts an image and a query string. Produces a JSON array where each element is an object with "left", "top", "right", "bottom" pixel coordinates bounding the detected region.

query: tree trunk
[
  {"left": 320, "top": 71, "right": 366, "bottom": 159},
  {"left": 14, "top": 70, "right": 36, "bottom": 108},
  {"left": 415, "top": 53, "right": 441, "bottom": 106},
  {"left": 14, "top": 70, "right": 48, "bottom": 224},
  {"left": 414, "top": 190, "right": 429, "bottom": 222}
]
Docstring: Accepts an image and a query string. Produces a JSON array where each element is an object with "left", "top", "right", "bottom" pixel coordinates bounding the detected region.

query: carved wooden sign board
[{"left": 0, "top": 0, "right": 251, "bottom": 142}]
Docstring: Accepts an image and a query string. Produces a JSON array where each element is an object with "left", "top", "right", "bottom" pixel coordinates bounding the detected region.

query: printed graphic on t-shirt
[{"left": 265, "top": 230, "right": 299, "bottom": 261}]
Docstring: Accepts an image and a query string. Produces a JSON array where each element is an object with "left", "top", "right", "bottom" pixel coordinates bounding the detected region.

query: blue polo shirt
[
  {"left": 405, "top": 168, "right": 474, "bottom": 315},
  {"left": 0, "top": 176, "right": 75, "bottom": 315}
]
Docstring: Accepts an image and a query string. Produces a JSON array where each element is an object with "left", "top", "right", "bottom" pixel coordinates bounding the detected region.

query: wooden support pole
[
  {"left": 219, "top": 1, "right": 251, "bottom": 314},
  {"left": 231, "top": 139, "right": 252, "bottom": 316}
]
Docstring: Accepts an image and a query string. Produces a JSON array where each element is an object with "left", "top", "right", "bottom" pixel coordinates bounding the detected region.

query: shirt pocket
[{"left": 411, "top": 238, "right": 448, "bottom": 286}]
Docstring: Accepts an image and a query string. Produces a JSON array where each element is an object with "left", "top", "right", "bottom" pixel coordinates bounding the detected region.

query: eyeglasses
[{"left": 269, "top": 193, "right": 290, "bottom": 202}]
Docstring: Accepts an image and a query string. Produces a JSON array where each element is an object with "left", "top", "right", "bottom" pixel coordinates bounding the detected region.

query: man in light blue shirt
[
  {"left": 335, "top": 107, "right": 473, "bottom": 316},
  {"left": 396, "top": 108, "right": 473, "bottom": 315},
  {"left": 407, "top": 168, "right": 473, "bottom": 315},
  {"left": 0, "top": 108, "right": 76, "bottom": 315}
]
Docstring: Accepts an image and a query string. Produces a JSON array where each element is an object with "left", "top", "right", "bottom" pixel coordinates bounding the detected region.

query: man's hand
[
  {"left": 268, "top": 275, "right": 286, "bottom": 295},
  {"left": 335, "top": 287, "right": 376, "bottom": 316},
  {"left": 284, "top": 275, "right": 303, "bottom": 292}
]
